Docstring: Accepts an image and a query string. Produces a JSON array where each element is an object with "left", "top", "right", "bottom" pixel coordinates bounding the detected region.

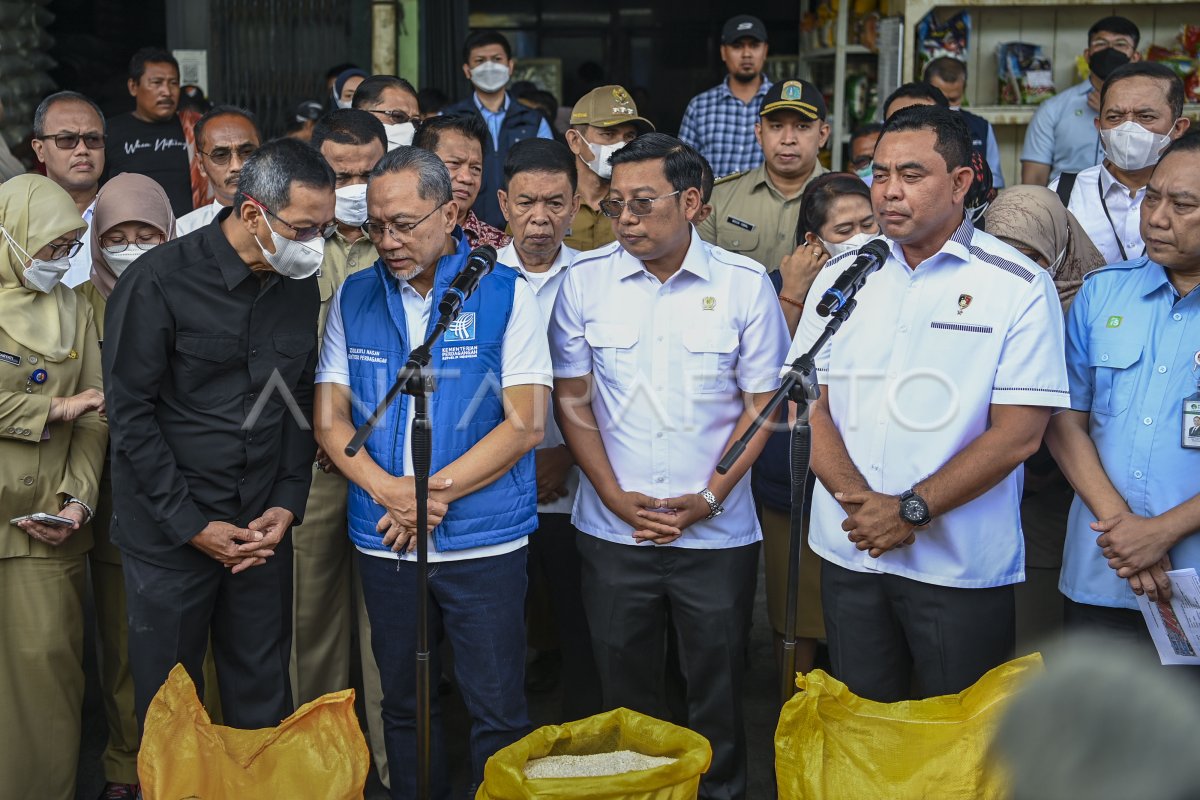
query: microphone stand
[
  {"left": 346, "top": 309, "right": 462, "bottom": 800},
  {"left": 716, "top": 298, "right": 858, "bottom": 705}
]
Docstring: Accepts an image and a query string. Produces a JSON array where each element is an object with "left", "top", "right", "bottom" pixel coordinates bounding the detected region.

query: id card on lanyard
[
  {"left": 1098, "top": 178, "right": 1146, "bottom": 263},
  {"left": 1184, "top": 351, "right": 1200, "bottom": 450}
]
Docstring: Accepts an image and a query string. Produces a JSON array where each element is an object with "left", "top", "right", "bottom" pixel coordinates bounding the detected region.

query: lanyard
[{"left": 1097, "top": 176, "right": 1146, "bottom": 262}]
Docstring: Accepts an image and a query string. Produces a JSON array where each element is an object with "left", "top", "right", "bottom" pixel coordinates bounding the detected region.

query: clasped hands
[
  {"left": 836, "top": 490, "right": 918, "bottom": 558},
  {"left": 606, "top": 491, "right": 711, "bottom": 546},
  {"left": 190, "top": 506, "right": 295, "bottom": 573},
  {"left": 1093, "top": 510, "right": 1175, "bottom": 602}
]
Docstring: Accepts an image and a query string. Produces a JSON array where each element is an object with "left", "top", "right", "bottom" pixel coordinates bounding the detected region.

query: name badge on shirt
[
  {"left": 1182, "top": 394, "right": 1200, "bottom": 450},
  {"left": 726, "top": 216, "right": 755, "bottom": 231},
  {"left": 0, "top": 350, "right": 20, "bottom": 367}
]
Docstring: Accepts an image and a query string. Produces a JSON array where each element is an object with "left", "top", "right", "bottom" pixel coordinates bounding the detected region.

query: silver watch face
[{"left": 901, "top": 498, "right": 925, "bottom": 522}]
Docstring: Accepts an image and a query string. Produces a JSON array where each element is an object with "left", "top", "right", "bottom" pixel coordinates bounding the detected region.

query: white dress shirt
[
  {"left": 788, "top": 218, "right": 1070, "bottom": 588},
  {"left": 317, "top": 264, "right": 553, "bottom": 562},
  {"left": 175, "top": 199, "right": 224, "bottom": 237},
  {"left": 63, "top": 198, "right": 96, "bottom": 288},
  {"left": 549, "top": 229, "right": 790, "bottom": 550},
  {"left": 497, "top": 240, "right": 580, "bottom": 515},
  {"left": 1056, "top": 164, "right": 1145, "bottom": 265}
]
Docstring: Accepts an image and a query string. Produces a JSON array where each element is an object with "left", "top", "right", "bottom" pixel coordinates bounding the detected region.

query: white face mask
[
  {"left": 819, "top": 231, "right": 876, "bottom": 259},
  {"left": 335, "top": 97, "right": 353, "bottom": 110},
  {"left": 334, "top": 184, "right": 368, "bottom": 227},
  {"left": 854, "top": 164, "right": 873, "bottom": 181},
  {"left": 254, "top": 213, "right": 324, "bottom": 279},
  {"left": 383, "top": 121, "right": 416, "bottom": 151},
  {"left": 1, "top": 225, "right": 70, "bottom": 293},
  {"left": 469, "top": 61, "right": 510, "bottom": 93},
  {"left": 1046, "top": 246, "right": 1067, "bottom": 279},
  {"left": 583, "top": 139, "right": 627, "bottom": 180},
  {"left": 1100, "top": 121, "right": 1175, "bottom": 172},
  {"left": 103, "top": 243, "right": 157, "bottom": 277}
]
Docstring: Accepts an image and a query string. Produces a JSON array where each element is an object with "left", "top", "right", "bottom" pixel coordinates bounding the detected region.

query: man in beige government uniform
[
  {"left": 698, "top": 79, "right": 830, "bottom": 271},
  {"left": 562, "top": 85, "right": 654, "bottom": 252},
  {"left": 290, "top": 108, "right": 390, "bottom": 784}
]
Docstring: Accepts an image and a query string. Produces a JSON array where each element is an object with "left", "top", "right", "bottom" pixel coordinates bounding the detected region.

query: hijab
[
  {"left": 983, "top": 185, "right": 1107, "bottom": 311},
  {"left": 89, "top": 173, "right": 176, "bottom": 298},
  {"left": 332, "top": 68, "right": 368, "bottom": 108},
  {"left": 0, "top": 174, "right": 86, "bottom": 362}
]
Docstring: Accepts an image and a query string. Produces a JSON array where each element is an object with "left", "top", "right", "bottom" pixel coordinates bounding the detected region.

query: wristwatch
[
  {"left": 898, "top": 489, "right": 931, "bottom": 527},
  {"left": 699, "top": 488, "right": 725, "bottom": 520},
  {"left": 62, "top": 496, "right": 94, "bottom": 524}
]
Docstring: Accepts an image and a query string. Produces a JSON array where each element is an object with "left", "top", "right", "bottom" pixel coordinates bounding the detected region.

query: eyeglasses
[
  {"left": 1088, "top": 37, "right": 1136, "bottom": 54},
  {"left": 369, "top": 109, "right": 417, "bottom": 125},
  {"left": 47, "top": 239, "right": 84, "bottom": 259},
  {"left": 37, "top": 132, "right": 105, "bottom": 150},
  {"left": 362, "top": 203, "right": 445, "bottom": 243},
  {"left": 598, "top": 190, "right": 682, "bottom": 219},
  {"left": 100, "top": 233, "right": 166, "bottom": 252},
  {"left": 244, "top": 194, "right": 336, "bottom": 242},
  {"left": 200, "top": 144, "right": 257, "bottom": 166}
]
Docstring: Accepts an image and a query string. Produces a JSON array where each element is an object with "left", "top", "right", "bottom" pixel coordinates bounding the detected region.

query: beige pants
[
  {"left": 0, "top": 555, "right": 86, "bottom": 800},
  {"left": 761, "top": 505, "right": 826, "bottom": 639},
  {"left": 291, "top": 465, "right": 389, "bottom": 787}
]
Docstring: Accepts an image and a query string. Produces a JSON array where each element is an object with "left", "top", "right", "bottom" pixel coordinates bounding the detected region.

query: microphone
[
  {"left": 815, "top": 238, "right": 890, "bottom": 317},
  {"left": 437, "top": 244, "right": 497, "bottom": 317}
]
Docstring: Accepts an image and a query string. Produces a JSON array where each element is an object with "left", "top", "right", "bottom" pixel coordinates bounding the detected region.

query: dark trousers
[
  {"left": 122, "top": 539, "right": 295, "bottom": 730},
  {"left": 1064, "top": 598, "right": 1157, "bottom": 652},
  {"left": 577, "top": 534, "right": 759, "bottom": 800},
  {"left": 357, "top": 546, "right": 531, "bottom": 800},
  {"left": 821, "top": 558, "right": 1015, "bottom": 703},
  {"left": 529, "top": 513, "right": 602, "bottom": 720}
]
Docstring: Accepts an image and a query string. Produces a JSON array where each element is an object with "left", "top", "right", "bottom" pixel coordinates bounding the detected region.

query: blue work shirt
[
  {"left": 472, "top": 92, "right": 552, "bottom": 150},
  {"left": 1021, "top": 81, "right": 1101, "bottom": 182},
  {"left": 1059, "top": 257, "right": 1200, "bottom": 609}
]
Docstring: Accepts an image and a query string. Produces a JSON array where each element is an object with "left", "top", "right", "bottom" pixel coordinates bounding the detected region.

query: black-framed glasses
[
  {"left": 598, "top": 190, "right": 682, "bottom": 219},
  {"left": 48, "top": 239, "right": 85, "bottom": 259},
  {"left": 244, "top": 194, "right": 336, "bottom": 242},
  {"left": 200, "top": 144, "right": 257, "bottom": 166},
  {"left": 37, "top": 132, "right": 105, "bottom": 150},
  {"left": 362, "top": 203, "right": 445, "bottom": 243},
  {"left": 368, "top": 109, "right": 417, "bottom": 125},
  {"left": 100, "top": 233, "right": 166, "bottom": 252}
]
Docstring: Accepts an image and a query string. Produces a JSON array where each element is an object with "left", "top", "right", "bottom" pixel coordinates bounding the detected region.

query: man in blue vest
[
  {"left": 313, "top": 145, "right": 551, "bottom": 799},
  {"left": 442, "top": 30, "right": 554, "bottom": 230}
]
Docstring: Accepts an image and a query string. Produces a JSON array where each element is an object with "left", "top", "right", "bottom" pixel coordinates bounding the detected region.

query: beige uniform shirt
[
  {"left": 0, "top": 296, "right": 107, "bottom": 558},
  {"left": 698, "top": 162, "right": 828, "bottom": 272},
  {"left": 319, "top": 230, "right": 377, "bottom": 336},
  {"left": 563, "top": 201, "right": 617, "bottom": 253}
]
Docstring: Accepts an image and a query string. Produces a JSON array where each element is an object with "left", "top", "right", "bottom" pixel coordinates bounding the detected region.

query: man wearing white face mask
[
  {"left": 1052, "top": 63, "right": 1189, "bottom": 265},
  {"left": 443, "top": 30, "right": 554, "bottom": 230},
  {"left": 351, "top": 75, "right": 421, "bottom": 152},
  {"left": 103, "top": 138, "right": 335, "bottom": 731},
  {"left": 563, "top": 85, "right": 654, "bottom": 253}
]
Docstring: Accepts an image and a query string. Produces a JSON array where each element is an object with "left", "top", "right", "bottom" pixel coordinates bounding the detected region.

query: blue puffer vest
[{"left": 339, "top": 237, "right": 537, "bottom": 553}]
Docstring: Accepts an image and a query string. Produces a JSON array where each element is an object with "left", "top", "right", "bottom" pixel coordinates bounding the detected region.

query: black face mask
[{"left": 1088, "top": 47, "right": 1131, "bottom": 81}]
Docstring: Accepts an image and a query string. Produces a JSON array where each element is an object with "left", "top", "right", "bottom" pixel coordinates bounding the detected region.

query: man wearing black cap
[
  {"left": 699, "top": 79, "right": 830, "bottom": 273},
  {"left": 679, "top": 14, "right": 773, "bottom": 179}
]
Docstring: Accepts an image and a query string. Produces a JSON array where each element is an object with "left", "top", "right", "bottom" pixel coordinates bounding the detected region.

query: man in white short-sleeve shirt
[
  {"left": 314, "top": 146, "right": 550, "bottom": 797},
  {"left": 549, "top": 133, "right": 790, "bottom": 800},
  {"left": 791, "top": 105, "right": 1069, "bottom": 703}
]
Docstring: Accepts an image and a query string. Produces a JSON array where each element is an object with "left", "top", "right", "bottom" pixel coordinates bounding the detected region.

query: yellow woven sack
[
  {"left": 775, "top": 653, "right": 1043, "bottom": 800},
  {"left": 139, "top": 663, "right": 370, "bottom": 800},
  {"left": 477, "top": 707, "right": 712, "bottom": 800}
]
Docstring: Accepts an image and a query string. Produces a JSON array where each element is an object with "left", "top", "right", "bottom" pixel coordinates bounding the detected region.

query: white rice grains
[{"left": 524, "top": 750, "right": 678, "bottom": 779}]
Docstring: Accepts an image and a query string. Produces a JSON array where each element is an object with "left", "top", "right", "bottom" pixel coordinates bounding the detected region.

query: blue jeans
[{"left": 357, "top": 546, "right": 531, "bottom": 800}]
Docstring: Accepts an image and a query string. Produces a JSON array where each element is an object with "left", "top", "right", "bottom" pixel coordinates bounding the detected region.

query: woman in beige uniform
[
  {"left": 79, "top": 172, "right": 175, "bottom": 800},
  {"left": 0, "top": 174, "right": 107, "bottom": 800}
]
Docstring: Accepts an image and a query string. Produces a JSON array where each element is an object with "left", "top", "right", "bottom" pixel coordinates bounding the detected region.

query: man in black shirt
[
  {"left": 103, "top": 138, "right": 335, "bottom": 728},
  {"left": 104, "top": 47, "right": 194, "bottom": 216}
]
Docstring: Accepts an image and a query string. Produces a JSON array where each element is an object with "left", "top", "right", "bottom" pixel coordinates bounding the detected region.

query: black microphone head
[
  {"left": 859, "top": 237, "right": 890, "bottom": 262},
  {"left": 467, "top": 243, "right": 498, "bottom": 275}
]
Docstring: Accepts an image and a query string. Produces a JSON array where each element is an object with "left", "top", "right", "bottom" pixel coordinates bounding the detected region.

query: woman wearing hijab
[
  {"left": 984, "top": 184, "right": 1106, "bottom": 311},
  {"left": 0, "top": 174, "right": 107, "bottom": 800},
  {"left": 332, "top": 67, "right": 368, "bottom": 110},
  {"left": 78, "top": 172, "right": 174, "bottom": 800},
  {"left": 983, "top": 185, "right": 1108, "bottom": 653}
]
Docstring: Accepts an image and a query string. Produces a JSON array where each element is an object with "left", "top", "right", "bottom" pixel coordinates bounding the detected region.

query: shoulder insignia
[{"left": 713, "top": 171, "right": 747, "bottom": 186}]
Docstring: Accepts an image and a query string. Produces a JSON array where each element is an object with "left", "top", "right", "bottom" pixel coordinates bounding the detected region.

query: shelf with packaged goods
[
  {"left": 971, "top": 102, "right": 1200, "bottom": 126},
  {"left": 797, "top": 45, "right": 874, "bottom": 61}
]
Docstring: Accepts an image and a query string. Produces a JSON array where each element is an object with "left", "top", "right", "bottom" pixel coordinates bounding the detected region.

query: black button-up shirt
[{"left": 102, "top": 208, "right": 319, "bottom": 567}]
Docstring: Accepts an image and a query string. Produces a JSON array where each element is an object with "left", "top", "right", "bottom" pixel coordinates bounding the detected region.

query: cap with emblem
[
  {"left": 760, "top": 78, "right": 827, "bottom": 120},
  {"left": 570, "top": 85, "right": 655, "bottom": 135},
  {"left": 721, "top": 15, "right": 768, "bottom": 45}
]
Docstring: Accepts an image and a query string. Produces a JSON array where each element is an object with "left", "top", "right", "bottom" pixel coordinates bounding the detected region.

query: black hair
[
  {"left": 417, "top": 87, "right": 448, "bottom": 116},
  {"left": 351, "top": 75, "right": 419, "bottom": 110},
  {"left": 462, "top": 30, "right": 512, "bottom": 64},
  {"left": 795, "top": 173, "right": 871, "bottom": 245},
  {"left": 311, "top": 108, "right": 387, "bottom": 153},
  {"left": 1088, "top": 16, "right": 1140, "bottom": 48},
  {"left": 194, "top": 105, "right": 260, "bottom": 152},
  {"left": 129, "top": 47, "right": 179, "bottom": 83},
  {"left": 850, "top": 122, "right": 883, "bottom": 145},
  {"left": 883, "top": 82, "right": 950, "bottom": 119},
  {"left": 700, "top": 157, "right": 714, "bottom": 204},
  {"left": 1157, "top": 129, "right": 1200, "bottom": 162},
  {"left": 521, "top": 90, "right": 560, "bottom": 129},
  {"left": 879, "top": 104, "right": 972, "bottom": 171},
  {"left": 1101, "top": 62, "right": 1185, "bottom": 120},
  {"left": 179, "top": 85, "right": 211, "bottom": 115},
  {"left": 413, "top": 114, "right": 488, "bottom": 154},
  {"left": 503, "top": 138, "right": 577, "bottom": 192},
  {"left": 608, "top": 132, "right": 705, "bottom": 193},
  {"left": 923, "top": 56, "right": 967, "bottom": 85},
  {"left": 33, "top": 91, "right": 105, "bottom": 137},
  {"left": 233, "top": 137, "right": 335, "bottom": 214},
  {"left": 324, "top": 62, "right": 361, "bottom": 82}
]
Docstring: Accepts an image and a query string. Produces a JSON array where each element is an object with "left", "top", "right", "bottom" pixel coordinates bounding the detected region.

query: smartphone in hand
[{"left": 9, "top": 512, "right": 77, "bottom": 528}]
